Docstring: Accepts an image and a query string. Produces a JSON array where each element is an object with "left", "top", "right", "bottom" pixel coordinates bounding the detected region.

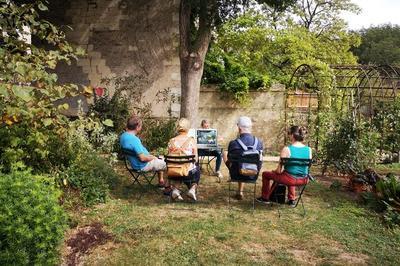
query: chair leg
[
  {"left": 294, "top": 185, "right": 306, "bottom": 208},
  {"left": 294, "top": 185, "right": 307, "bottom": 216},
  {"left": 228, "top": 180, "right": 231, "bottom": 208},
  {"left": 252, "top": 182, "right": 256, "bottom": 211}
]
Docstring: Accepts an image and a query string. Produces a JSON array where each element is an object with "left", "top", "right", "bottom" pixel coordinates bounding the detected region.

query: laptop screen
[{"left": 196, "top": 129, "right": 218, "bottom": 149}]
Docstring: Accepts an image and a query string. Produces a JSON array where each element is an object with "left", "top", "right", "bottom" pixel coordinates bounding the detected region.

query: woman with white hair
[{"left": 167, "top": 118, "right": 200, "bottom": 201}]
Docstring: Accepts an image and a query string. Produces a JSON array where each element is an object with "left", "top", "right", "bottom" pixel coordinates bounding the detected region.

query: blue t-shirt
[
  {"left": 285, "top": 145, "right": 311, "bottom": 177},
  {"left": 120, "top": 132, "right": 149, "bottom": 170}
]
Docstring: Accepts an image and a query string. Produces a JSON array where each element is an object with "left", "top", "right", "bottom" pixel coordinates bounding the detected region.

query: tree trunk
[
  {"left": 179, "top": 0, "right": 212, "bottom": 126},
  {"left": 179, "top": 53, "right": 207, "bottom": 125}
]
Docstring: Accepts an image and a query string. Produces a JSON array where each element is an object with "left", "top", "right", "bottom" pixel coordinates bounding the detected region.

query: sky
[{"left": 342, "top": 0, "right": 400, "bottom": 30}]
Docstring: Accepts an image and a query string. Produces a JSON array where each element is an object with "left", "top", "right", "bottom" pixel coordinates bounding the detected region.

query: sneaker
[
  {"left": 256, "top": 197, "right": 271, "bottom": 204},
  {"left": 163, "top": 186, "right": 172, "bottom": 196},
  {"left": 287, "top": 200, "right": 296, "bottom": 207},
  {"left": 187, "top": 188, "right": 197, "bottom": 201},
  {"left": 216, "top": 171, "right": 223, "bottom": 179},
  {"left": 171, "top": 189, "right": 183, "bottom": 201}
]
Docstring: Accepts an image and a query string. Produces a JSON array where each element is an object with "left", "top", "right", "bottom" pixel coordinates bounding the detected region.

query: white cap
[{"left": 237, "top": 116, "right": 252, "bottom": 129}]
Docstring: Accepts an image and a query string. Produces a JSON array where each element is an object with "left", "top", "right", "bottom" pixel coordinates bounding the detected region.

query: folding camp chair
[
  {"left": 269, "top": 157, "right": 314, "bottom": 216},
  {"left": 164, "top": 154, "right": 198, "bottom": 202},
  {"left": 227, "top": 152, "right": 261, "bottom": 210},
  {"left": 121, "top": 148, "right": 158, "bottom": 194}
]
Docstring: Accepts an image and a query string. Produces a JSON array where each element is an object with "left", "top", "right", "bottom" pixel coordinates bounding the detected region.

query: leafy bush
[
  {"left": 363, "top": 173, "right": 400, "bottom": 227},
  {"left": 55, "top": 117, "right": 120, "bottom": 206},
  {"left": 0, "top": 122, "right": 72, "bottom": 173},
  {"left": 89, "top": 74, "right": 179, "bottom": 155},
  {"left": 322, "top": 115, "right": 379, "bottom": 173},
  {"left": 141, "top": 118, "right": 177, "bottom": 153},
  {"left": 0, "top": 1, "right": 83, "bottom": 173},
  {"left": 204, "top": 50, "right": 269, "bottom": 104},
  {"left": 0, "top": 170, "right": 66, "bottom": 265},
  {"left": 89, "top": 76, "right": 136, "bottom": 135},
  {"left": 57, "top": 152, "right": 118, "bottom": 206},
  {"left": 372, "top": 98, "right": 400, "bottom": 161}
]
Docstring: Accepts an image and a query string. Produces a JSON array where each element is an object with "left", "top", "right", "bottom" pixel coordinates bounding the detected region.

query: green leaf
[
  {"left": 12, "top": 86, "right": 33, "bottom": 102},
  {"left": 102, "top": 119, "right": 114, "bottom": 127},
  {"left": 43, "top": 118, "right": 52, "bottom": 127},
  {"left": 15, "top": 64, "right": 26, "bottom": 76},
  {"left": 38, "top": 2, "right": 48, "bottom": 11},
  {"left": 0, "top": 84, "right": 9, "bottom": 98},
  {"left": 57, "top": 103, "right": 69, "bottom": 110}
]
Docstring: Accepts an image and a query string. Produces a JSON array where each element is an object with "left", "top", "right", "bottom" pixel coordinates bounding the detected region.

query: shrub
[
  {"left": 203, "top": 49, "right": 269, "bottom": 103},
  {"left": 0, "top": 170, "right": 66, "bottom": 265},
  {"left": 141, "top": 118, "right": 177, "bottom": 152},
  {"left": 372, "top": 98, "right": 400, "bottom": 161},
  {"left": 58, "top": 152, "right": 118, "bottom": 206},
  {"left": 56, "top": 118, "right": 120, "bottom": 206},
  {"left": 322, "top": 115, "right": 379, "bottom": 173},
  {"left": 362, "top": 173, "right": 400, "bottom": 227},
  {"left": 0, "top": 122, "right": 72, "bottom": 173},
  {"left": 89, "top": 88, "right": 130, "bottom": 135},
  {"left": 0, "top": 0, "right": 83, "bottom": 173}
]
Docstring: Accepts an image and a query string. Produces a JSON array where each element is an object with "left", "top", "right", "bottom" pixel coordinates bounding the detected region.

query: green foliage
[
  {"left": 203, "top": 10, "right": 359, "bottom": 102},
  {"left": 141, "top": 118, "right": 177, "bottom": 153},
  {"left": 0, "top": 170, "right": 66, "bottom": 265},
  {"left": 322, "top": 115, "right": 379, "bottom": 173},
  {"left": 353, "top": 24, "right": 400, "bottom": 65},
  {"left": 372, "top": 98, "right": 400, "bottom": 159},
  {"left": 89, "top": 75, "right": 145, "bottom": 135},
  {"left": 54, "top": 117, "right": 120, "bottom": 206},
  {"left": 0, "top": 0, "right": 84, "bottom": 172},
  {"left": 362, "top": 174, "right": 400, "bottom": 227},
  {"left": 57, "top": 152, "right": 118, "bottom": 206},
  {"left": 0, "top": 121, "right": 71, "bottom": 173},
  {"left": 329, "top": 180, "right": 342, "bottom": 191}
]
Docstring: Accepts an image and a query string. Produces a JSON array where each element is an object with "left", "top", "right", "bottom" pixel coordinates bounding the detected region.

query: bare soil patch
[{"left": 63, "top": 222, "right": 113, "bottom": 266}]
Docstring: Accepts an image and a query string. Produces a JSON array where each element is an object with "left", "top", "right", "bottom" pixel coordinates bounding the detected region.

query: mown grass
[{"left": 68, "top": 163, "right": 400, "bottom": 265}]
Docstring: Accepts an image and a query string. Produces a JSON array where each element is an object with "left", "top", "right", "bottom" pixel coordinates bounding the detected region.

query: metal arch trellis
[{"left": 285, "top": 64, "right": 399, "bottom": 154}]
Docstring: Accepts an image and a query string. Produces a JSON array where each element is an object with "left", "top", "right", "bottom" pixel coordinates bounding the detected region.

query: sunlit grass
[{"left": 68, "top": 163, "right": 400, "bottom": 265}]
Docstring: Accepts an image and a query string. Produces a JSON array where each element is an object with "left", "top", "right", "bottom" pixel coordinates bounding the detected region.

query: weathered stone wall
[
  {"left": 198, "top": 85, "right": 286, "bottom": 153},
  {"left": 46, "top": 0, "right": 181, "bottom": 116}
]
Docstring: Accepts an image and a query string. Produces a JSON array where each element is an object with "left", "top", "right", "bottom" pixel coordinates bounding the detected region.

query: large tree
[
  {"left": 292, "top": 0, "right": 359, "bottom": 34},
  {"left": 178, "top": 0, "right": 296, "bottom": 124},
  {"left": 352, "top": 24, "right": 400, "bottom": 65}
]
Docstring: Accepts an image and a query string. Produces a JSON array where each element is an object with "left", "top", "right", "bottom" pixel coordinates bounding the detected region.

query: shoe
[
  {"left": 187, "top": 188, "right": 197, "bottom": 201},
  {"left": 163, "top": 186, "right": 172, "bottom": 196},
  {"left": 234, "top": 193, "right": 244, "bottom": 200},
  {"left": 171, "top": 189, "right": 183, "bottom": 201},
  {"left": 256, "top": 197, "right": 271, "bottom": 204},
  {"left": 216, "top": 171, "right": 223, "bottom": 179},
  {"left": 287, "top": 200, "right": 296, "bottom": 207}
]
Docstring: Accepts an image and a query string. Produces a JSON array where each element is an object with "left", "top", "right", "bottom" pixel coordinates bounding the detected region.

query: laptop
[{"left": 196, "top": 129, "right": 218, "bottom": 149}]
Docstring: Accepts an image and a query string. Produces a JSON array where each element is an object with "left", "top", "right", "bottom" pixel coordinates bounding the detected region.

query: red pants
[{"left": 261, "top": 171, "right": 309, "bottom": 200}]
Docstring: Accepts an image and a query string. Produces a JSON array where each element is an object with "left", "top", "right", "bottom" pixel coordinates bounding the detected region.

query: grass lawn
[{"left": 65, "top": 163, "right": 400, "bottom": 265}]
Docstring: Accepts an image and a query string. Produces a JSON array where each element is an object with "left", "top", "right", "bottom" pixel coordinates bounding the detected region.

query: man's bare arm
[{"left": 138, "top": 153, "right": 156, "bottom": 162}]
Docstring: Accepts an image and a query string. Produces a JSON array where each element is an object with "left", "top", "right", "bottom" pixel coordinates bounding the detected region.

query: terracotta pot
[{"left": 352, "top": 182, "right": 366, "bottom": 193}]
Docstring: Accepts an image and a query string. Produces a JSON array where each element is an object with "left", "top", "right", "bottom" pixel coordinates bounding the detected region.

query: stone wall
[
  {"left": 46, "top": 0, "right": 181, "bottom": 116},
  {"left": 198, "top": 85, "right": 286, "bottom": 153}
]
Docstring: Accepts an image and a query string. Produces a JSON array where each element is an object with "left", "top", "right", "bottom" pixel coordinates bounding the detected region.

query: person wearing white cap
[{"left": 223, "top": 116, "right": 263, "bottom": 200}]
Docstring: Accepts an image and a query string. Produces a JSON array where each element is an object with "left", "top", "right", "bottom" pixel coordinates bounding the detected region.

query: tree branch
[
  {"left": 179, "top": 0, "right": 191, "bottom": 58},
  {"left": 192, "top": 0, "right": 214, "bottom": 56}
]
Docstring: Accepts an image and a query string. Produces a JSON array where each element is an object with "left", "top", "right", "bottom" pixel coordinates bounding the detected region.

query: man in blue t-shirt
[
  {"left": 223, "top": 116, "right": 263, "bottom": 200},
  {"left": 120, "top": 115, "right": 166, "bottom": 186}
]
